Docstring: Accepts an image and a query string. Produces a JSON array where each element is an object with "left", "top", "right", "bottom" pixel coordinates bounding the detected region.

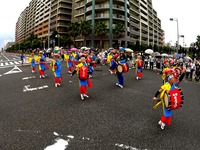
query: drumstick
[{"left": 153, "top": 100, "right": 162, "bottom": 109}]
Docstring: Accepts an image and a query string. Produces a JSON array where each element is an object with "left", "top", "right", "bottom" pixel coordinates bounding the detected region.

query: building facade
[
  {"left": 15, "top": 0, "right": 164, "bottom": 49},
  {"left": 15, "top": 7, "right": 28, "bottom": 44},
  {"left": 15, "top": 0, "right": 72, "bottom": 47},
  {"left": 73, "top": 0, "right": 164, "bottom": 48}
]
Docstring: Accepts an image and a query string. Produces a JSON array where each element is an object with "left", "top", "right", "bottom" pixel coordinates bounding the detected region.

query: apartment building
[
  {"left": 50, "top": 0, "right": 72, "bottom": 37},
  {"left": 15, "top": 7, "right": 28, "bottom": 44},
  {"left": 73, "top": 0, "right": 164, "bottom": 48},
  {"left": 34, "top": 0, "right": 51, "bottom": 39},
  {"left": 15, "top": 0, "right": 72, "bottom": 46},
  {"left": 25, "top": 0, "right": 37, "bottom": 38}
]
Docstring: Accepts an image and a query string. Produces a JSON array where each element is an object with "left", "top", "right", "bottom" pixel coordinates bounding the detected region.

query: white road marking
[
  {"left": 115, "top": 143, "right": 143, "bottom": 150},
  {"left": 9, "top": 62, "right": 14, "bottom": 65},
  {"left": 22, "top": 76, "right": 35, "bottom": 80},
  {"left": 23, "top": 85, "right": 48, "bottom": 92},
  {"left": 1, "top": 53, "right": 10, "bottom": 61},
  {"left": 0, "top": 75, "right": 2, "bottom": 77},
  {"left": 5, "top": 62, "right": 9, "bottom": 65},
  {"left": 14, "top": 61, "right": 20, "bottom": 64},
  {"left": 0, "top": 63, "right": 3, "bottom": 66},
  {"left": 3, "top": 66, "right": 22, "bottom": 75},
  {"left": 44, "top": 138, "right": 70, "bottom": 150}
]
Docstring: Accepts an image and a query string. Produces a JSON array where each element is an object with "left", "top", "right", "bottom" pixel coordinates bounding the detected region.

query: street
[{"left": 0, "top": 53, "right": 200, "bottom": 150}]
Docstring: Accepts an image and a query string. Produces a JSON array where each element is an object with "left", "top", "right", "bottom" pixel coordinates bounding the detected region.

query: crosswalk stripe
[
  {"left": 5, "top": 62, "right": 9, "bottom": 65},
  {"left": 9, "top": 62, "right": 14, "bottom": 65},
  {"left": 14, "top": 61, "right": 20, "bottom": 64},
  {"left": 0, "top": 63, "right": 3, "bottom": 66}
]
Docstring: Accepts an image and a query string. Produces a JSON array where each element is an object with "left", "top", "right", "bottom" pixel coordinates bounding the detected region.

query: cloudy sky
[{"left": 0, "top": 0, "right": 200, "bottom": 48}]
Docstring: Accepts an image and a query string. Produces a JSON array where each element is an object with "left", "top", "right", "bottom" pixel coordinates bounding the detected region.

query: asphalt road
[{"left": 0, "top": 53, "right": 200, "bottom": 150}]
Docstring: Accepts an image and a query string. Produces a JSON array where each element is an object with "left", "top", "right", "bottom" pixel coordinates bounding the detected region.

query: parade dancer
[
  {"left": 20, "top": 53, "right": 25, "bottom": 66},
  {"left": 39, "top": 51, "right": 49, "bottom": 79},
  {"left": 30, "top": 53, "right": 36, "bottom": 73},
  {"left": 135, "top": 55, "right": 143, "bottom": 80},
  {"left": 65, "top": 51, "right": 74, "bottom": 74},
  {"left": 109, "top": 48, "right": 126, "bottom": 88},
  {"left": 51, "top": 53, "right": 62, "bottom": 87},
  {"left": 71, "top": 55, "right": 92, "bottom": 100},
  {"left": 152, "top": 70, "right": 185, "bottom": 130}
]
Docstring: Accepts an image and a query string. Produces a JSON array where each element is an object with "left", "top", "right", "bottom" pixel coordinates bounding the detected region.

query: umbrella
[
  {"left": 125, "top": 48, "right": 134, "bottom": 53},
  {"left": 145, "top": 49, "right": 154, "bottom": 54},
  {"left": 154, "top": 52, "right": 160, "bottom": 56},
  {"left": 81, "top": 46, "right": 87, "bottom": 50},
  {"left": 161, "top": 53, "right": 168, "bottom": 57},
  {"left": 71, "top": 47, "right": 77, "bottom": 51},
  {"left": 185, "top": 56, "right": 192, "bottom": 61}
]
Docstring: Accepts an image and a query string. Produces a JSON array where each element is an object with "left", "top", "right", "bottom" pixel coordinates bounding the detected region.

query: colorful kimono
[
  {"left": 54, "top": 60, "right": 62, "bottom": 85},
  {"left": 31, "top": 57, "right": 36, "bottom": 72},
  {"left": 39, "top": 56, "right": 48, "bottom": 77},
  {"left": 110, "top": 61, "right": 124, "bottom": 87}
]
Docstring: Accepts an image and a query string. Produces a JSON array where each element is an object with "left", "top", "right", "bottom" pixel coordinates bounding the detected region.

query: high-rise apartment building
[
  {"left": 73, "top": 0, "right": 163, "bottom": 48},
  {"left": 15, "top": 0, "right": 72, "bottom": 46},
  {"left": 34, "top": 0, "right": 51, "bottom": 39},
  {"left": 15, "top": 7, "right": 28, "bottom": 44},
  {"left": 15, "top": 0, "right": 164, "bottom": 49},
  {"left": 50, "top": 0, "right": 72, "bottom": 36},
  {"left": 26, "top": 0, "right": 37, "bottom": 38}
]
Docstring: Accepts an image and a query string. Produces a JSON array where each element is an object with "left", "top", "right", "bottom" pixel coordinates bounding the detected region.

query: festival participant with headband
[
  {"left": 152, "top": 69, "right": 186, "bottom": 130},
  {"left": 71, "top": 55, "right": 92, "bottom": 100},
  {"left": 135, "top": 55, "right": 143, "bottom": 80},
  {"left": 64, "top": 50, "right": 74, "bottom": 74},
  {"left": 50, "top": 52, "right": 62, "bottom": 87},
  {"left": 38, "top": 51, "right": 49, "bottom": 79},
  {"left": 74, "top": 50, "right": 80, "bottom": 65},
  {"left": 109, "top": 47, "right": 127, "bottom": 88}
]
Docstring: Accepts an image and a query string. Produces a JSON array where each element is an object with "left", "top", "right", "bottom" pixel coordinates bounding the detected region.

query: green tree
[
  {"left": 196, "top": 35, "right": 200, "bottom": 49},
  {"left": 32, "top": 39, "right": 42, "bottom": 49},
  {"left": 67, "top": 22, "right": 80, "bottom": 47},
  {"left": 153, "top": 44, "right": 158, "bottom": 52},
  {"left": 113, "top": 22, "right": 125, "bottom": 39},
  {"left": 80, "top": 20, "right": 92, "bottom": 46},
  {"left": 135, "top": 40, "right": 140, "bottom": 51},
  {"left": 94, "top": 21, "right": 108, "bottom": 48}
]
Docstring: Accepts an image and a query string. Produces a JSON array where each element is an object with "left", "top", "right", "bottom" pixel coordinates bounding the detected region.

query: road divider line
[
  {"left": 22, "top": 76, "right": 36, "bottom": 80},
  {"left": 1, "top": 53, "right": 10, "bottom": 61},
  {"left": 23, "top": 85, "right": 49, "bottom": 92}
]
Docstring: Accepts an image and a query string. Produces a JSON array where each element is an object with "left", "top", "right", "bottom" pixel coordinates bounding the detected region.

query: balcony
[
  {"left": 130, "top": 29, "right": 140, "bottom": 36},
  {"left": 113, "top": 14, "right": 125, "bottom": 20},
  {"left": 58, "top": 10, "right": 71, "bottom": 15},
  {"left": 141, "top": 26, "right": 148, "bottom": 32},
  {"left": 58, "top": 4, "right": 72, "bottom": 9},
  {"left": 113, "top": 4, "right": 124, "bottom": 11},
  {"left": 57, "top": 16, "right": 71, "bottom": 21},
  {"left": 130, "top": 0, "right": 139, "bottom": 7},
  {"left": 86, "top": 6, "right": 92, "bottom": 12},
  {"left": 57, "top": 23, "right": 68, "bottom": 27},
  {"left": 95, "top": 4, "right": 109, "bottom": 9},
  {"left": 130, "top": 22, "right": 139, "bottom": 28},
  {"left": 86, "top": 15, "right": 92, "bottom": 20},
  {"left": 95, "top": 13, "right": 109, "bottom": 19},
  {"left": 141, "top": 33, "right": 148, "bottom": 38}
]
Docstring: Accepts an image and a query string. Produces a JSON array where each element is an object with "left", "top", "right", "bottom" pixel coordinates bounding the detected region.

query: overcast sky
[{"left": 0, "top": 0, "right": 200, "bottom": 48}]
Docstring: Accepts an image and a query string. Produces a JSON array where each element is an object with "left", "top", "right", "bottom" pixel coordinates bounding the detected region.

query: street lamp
[
  {"left": 179, "top": 35, "right": 184, "bottom": 47},
  {"left": 40, "top": 1, "right": 51, "bottom": 49},
  {"left": 170, "top": 18, "right": 179, "bottom": 52}
]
